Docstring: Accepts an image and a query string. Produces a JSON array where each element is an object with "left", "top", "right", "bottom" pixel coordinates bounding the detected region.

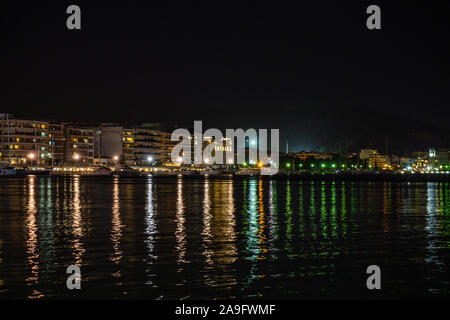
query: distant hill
[{"left": 281, "top": 108, "right": 450, "bottom": 155}]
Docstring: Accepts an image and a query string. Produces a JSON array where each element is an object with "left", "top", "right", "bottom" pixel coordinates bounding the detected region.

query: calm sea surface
[{"left": 0, "top": 175, "right": 449, "bottom": 299}]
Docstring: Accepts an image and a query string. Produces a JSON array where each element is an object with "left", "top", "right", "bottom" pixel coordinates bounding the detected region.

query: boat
[
  {"left": 16, "top": 168, "right": 51, "bottom": 176},
  {"left": 179, "top": 169, "right": 200, "bottom": 176},
  {"left": 111, "top": 166, "right": 141, "bottom": 176},
  {"left": 152, "top": 170, "right": 179, "bottom": 176},
  {"left": 0, "top": 166, "right": 17, "bottom": 176},
  {"left": 89, "top": 166, "right": 113, "bottom": 176},
  {"left": 234, "top": 168, "right": 260, "bottom": 176},
  {"left": 200, "top": 166, "right": 225, "bottom": 175},
  {"left": 50, "top": 166, "right": 112, "bottom": 176}
]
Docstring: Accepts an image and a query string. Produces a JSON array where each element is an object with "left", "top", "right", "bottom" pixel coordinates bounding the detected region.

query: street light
[
  {"left": 73, "top": 154, "right": 80, "bottom": 161},
  {"left": 147, "top": 156, "right": 153, "bottom": 162},
  {"left": 27, "top": 153, "right": 36, "bottom": 166}
]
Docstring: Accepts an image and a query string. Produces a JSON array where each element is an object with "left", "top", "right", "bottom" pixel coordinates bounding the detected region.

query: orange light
[{"left": 257, "top": 162, "right": 263, "bottom": 168}]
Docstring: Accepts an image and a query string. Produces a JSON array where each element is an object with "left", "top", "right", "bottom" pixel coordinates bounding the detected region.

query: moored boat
[
  {"left": 111, "top": 166, "right": 141, "bottom": 176},
  {"left": 0, "top": 166, "right": 17, "bottom": 176}
]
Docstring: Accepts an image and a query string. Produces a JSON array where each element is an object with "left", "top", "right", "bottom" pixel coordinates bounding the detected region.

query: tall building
[
  {"left": 360, "top": 149, "right": 390, "bottom": 170},
  {"left": 48, "top": 122, "right": 65, "bottom": 165},
  {"left": 134, "top": 124, "right": 163, "bottom": 165},
  {"left": 100, "top": 123, "right": 123, "bottom": 161},
  {"left": 64, "top": 126, "right": 95, "bottom": 164},
  {"left": 0, "top": 114, "right": 49, "bottom": 165},
  {"left": 122, "top": 128, "right": 135, "bottom": 165}
]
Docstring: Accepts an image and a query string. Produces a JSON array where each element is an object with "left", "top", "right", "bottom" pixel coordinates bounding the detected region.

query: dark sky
[{"left": 3, "top": 1, "right": 450, "bottom": 150}]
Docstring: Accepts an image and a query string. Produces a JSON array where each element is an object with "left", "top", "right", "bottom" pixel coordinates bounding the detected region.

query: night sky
[{"left": 3, "top": 1, "right": 450, "bottom": 152}]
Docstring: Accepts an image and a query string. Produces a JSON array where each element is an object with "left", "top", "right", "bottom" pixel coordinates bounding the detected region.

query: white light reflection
[
  {"left": 425, "top": 182, "right": 444, "bottom": 286},
  {"left": 145, "top": 175, "right": 157, "bottom": 265}
]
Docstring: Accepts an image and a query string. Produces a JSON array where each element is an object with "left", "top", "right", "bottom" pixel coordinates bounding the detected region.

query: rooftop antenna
[{"left": 286, "top": 139, "right": 289, "bottom": 154}]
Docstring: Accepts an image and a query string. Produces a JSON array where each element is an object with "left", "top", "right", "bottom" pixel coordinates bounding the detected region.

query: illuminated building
[
  {"left": 360, "top": 149, "right": 390, "bottom": 170},
  {"left": 122, "top": 128, "right": 135, "bottom": 165},
  {"left": 134, "top": 124, "right": 163, "bottom": 165},
  {"left": 48, "top": 122, "right": 65, "bottom": 165},
  {"left": 0, "top": 114, "right": 49, "bottom": 165},
  {"left": 64, "top": 126, "right": 95, "bottom": 164}
]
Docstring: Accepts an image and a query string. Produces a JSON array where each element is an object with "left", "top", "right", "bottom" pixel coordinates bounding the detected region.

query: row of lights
[{"left": 288, "top": 163, "right": 370, "bottom": 169}]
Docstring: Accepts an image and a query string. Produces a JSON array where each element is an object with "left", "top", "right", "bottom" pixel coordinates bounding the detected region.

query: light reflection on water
[{"left": 0, "top": 176, "right": 449, "bottom": 299}]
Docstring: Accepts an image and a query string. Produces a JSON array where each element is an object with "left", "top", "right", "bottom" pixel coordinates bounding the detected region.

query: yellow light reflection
[
  {"left": 145, "top": 175, "right": 157, "bottom": 263},
  {"left": 175, "top": 176, "right": 187, "bottom": 265},
  {"left": 25, "top": 175, "right": 43, "bottom": 299},
  {"left": 110, "top": 176, "right": 123, "bottom": 280},
  {"left": 72, "top": 175, "right": 85, "bottom": 265}
]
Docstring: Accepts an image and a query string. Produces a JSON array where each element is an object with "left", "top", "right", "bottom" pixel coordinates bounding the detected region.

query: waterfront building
[
  {"left": 100, "top": 123, "right": 123, "bottom": 163},
  {"left": 64, "top": 125, "right": 95, "bottom": 164},
  {"left": 436, "top": 149, "right": 450, "bottom": 170},
  {"left": 0, "top": 114, "right": 49, "bottom": 165},
  {"left": 359, "top": 149, "right": 377, "bottom": 161},
  {"left": 122, "top": 128, "right": 135, "bottom": 165},
  {"left": 160, "top": 128, "right": 178, "bottom": 164},
  {"left": 48, "top": 122, "right": 65, "bottom": 165},
  {"left": 134, "top": 123, "right": 162, "bottom": 165},
  {"left": 411, "top": 149, "right": 449, "bottom": 172},
  {"left": 360, "top": 149, "right": 390, "bottom": 170}
]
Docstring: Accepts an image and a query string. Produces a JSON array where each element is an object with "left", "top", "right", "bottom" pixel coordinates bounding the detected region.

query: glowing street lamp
[
  {"left": 147, "top": 156, "right": 153, "bottom": 162},
  {"left": 73, "top": 154, "right": 80, "bottom": 161},
  {"left": 27, "top": 152, "right": 36, "bottom": 166},
  {"left": 113, "top": 155, "right": 119, "bottom": 161}
]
